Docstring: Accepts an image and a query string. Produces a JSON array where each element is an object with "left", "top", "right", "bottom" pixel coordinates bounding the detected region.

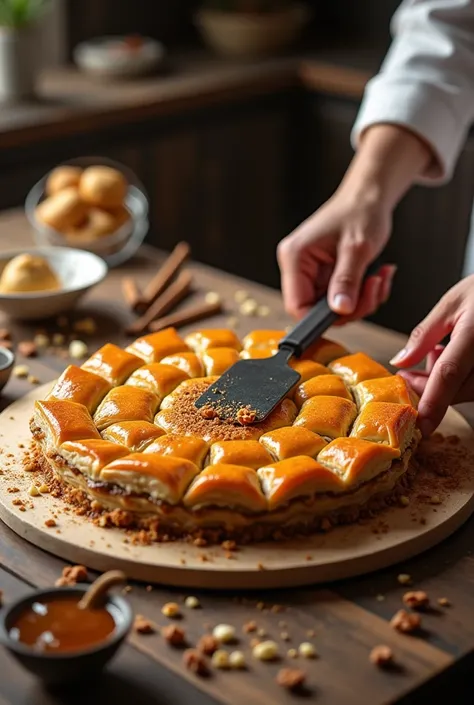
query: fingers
[
  {"left": 278, "top": 236, "right": 322, "bottom": 319},
  {"left": 390, "top": 295, "right": 454, "bottom": 368},
  {"left": 333, "top": 265, "right": 396, "bottom": 325},
  {"left": 415, "top": 324, "right": 474, "bottom": 436},
  {"left": 327, "top": 235, "right": 374, "bottom": 315},
  {"left": 397, "top": 370, "right": 429, "bottom": 397},
  {"left": 425, "top": 345, "right": 444, "bottom": 373}
]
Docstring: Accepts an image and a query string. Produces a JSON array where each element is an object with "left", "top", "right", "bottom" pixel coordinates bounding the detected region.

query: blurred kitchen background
[{"left": 0, "top": 0, "right": 472, "bottom": 335}]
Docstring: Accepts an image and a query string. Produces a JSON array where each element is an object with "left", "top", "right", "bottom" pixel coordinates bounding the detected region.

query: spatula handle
[{"left": 279, "top": 255, "right": 385, "bottom": 358}]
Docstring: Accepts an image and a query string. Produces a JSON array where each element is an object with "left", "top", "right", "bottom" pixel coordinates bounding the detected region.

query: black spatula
[{"left": 195, "top": 257, "right": 384, "bottom": 423}]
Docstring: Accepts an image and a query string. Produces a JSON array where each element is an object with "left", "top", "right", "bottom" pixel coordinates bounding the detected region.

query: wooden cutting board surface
[{"left": 1, "top": 384, "right": 473, "bottom": 590}]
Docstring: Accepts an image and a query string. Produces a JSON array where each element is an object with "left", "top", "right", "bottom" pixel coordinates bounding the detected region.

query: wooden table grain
[{"left": 0, "top": 209, "right": 473, "bottom": 705}]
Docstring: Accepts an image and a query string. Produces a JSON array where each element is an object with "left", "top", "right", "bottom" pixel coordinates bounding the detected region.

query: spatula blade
[{"left": 194, "top": 354, "right": 300, "bottom": 423}]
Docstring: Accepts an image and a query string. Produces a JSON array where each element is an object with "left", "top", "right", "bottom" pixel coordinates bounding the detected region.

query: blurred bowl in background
[
  {"left": 25, "top": 156, "right": 149, "bottom": 268},
  {"left": 73, "top": 35, "right": 166, "bottom": 80},
  {"left": 194, "top": 4, "right": 311, "bottom": 59},
  {"left": 0, "top": 247, "right": 107, "bottom": 320}
]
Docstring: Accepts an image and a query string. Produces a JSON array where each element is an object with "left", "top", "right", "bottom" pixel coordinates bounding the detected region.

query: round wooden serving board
[{"left": 1, "top": 384, "right": 473, "bottom": 590}]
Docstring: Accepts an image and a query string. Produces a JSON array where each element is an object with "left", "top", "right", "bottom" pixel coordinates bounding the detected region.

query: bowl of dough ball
[
  {"left": 25, "top": 157, "right": 149, "bottom": 267},
  {"left": 0, "top": 248, "right": 107, "bottom": 320}
]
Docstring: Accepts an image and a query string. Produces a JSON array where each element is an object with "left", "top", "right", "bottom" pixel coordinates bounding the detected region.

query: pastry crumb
[
  {"left": 55, "top": 564, "right": 88, "bottom": 587},
  {"left": 44, "top": 519, "right": 56, "bottom": 528},
  {"left": 13, "top": 364, "right": 30, "bottom": 378}
]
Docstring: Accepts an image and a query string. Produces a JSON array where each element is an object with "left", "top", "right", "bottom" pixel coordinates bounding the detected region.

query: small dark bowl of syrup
[{"left": 0, "top": 583, "right": 132, "bottom": 685}]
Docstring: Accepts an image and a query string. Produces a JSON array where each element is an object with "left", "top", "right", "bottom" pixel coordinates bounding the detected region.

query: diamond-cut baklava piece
[
  {"left": 126, "top": 327, "right": 189, "bottom": 364},
  {"left": 82, "top": 343, "right": 142, "bottom": 386},
  {"left": 294, "top": 396, "right": 357, "bottom": 438},
  {"left": 101, "top": 421, "right": 165, "bottom": 452},
  {"left": 93, "top": 387, "right": 159, "bottom": 431},
  {"left": 57, "top": 439, "right": 129, "bottom": 480},
  {"left": 144, "top": 434, "right": 209, "bottom": 467},
  {"left": 302, "top": 337, "right": 348, "bottom": 365},
  {"left": 240, "top": 346, "right": 277, "bottom": 359},
  {"left": 32, "top": 400, "right": 99, "bottom": 453},
  {"left": 126, "top": 363, "right": 189, "bottom": 400},
  {"left": 329, "top": 352, "right": 391, "bottom": 387},
  {"left": 161, "top": 352, "right": 204, "bottom": 378},
  {"left": 183, "top": 465, "right": 267, "bottom": 512},
  {"left": 100, "top": 453, "right": 199, "bottom": 504},
  {"left": 209, "top": 440, "right": 272, "bottom": 469},
  {"left": 259, "top": 427, "right": 327, "bottom": 461},
  {"left": 353, "top": 375, "right": 418, "bottom": 409},
  {"left": 185, "top": 328, "right": 242, "bottom": 353},
  {"left": 351, "top": 402, "right": 417, "bottom": 451},
  {"left": 46, "top": 365, "right": 112, "bottom": 414},
  {"left": 258, "top": 456, "right": 344, "bottom": 510},
  {"left": 242, "top": 330, "right": 285, "bottom": 350},
  {"left": 318, "top": 437, "right": 400, "bottom": 485},
  {"left": 289, "top": 359, "right": 329, "bottom": 383},
  {"left": 201, "top": 347, "right": 240, "bottom": 375},
  {"left": 293, "top": 374, "right": 352, "bottom": 408}
]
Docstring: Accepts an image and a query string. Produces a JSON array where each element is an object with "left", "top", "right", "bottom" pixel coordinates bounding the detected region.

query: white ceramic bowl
[
  {"left": 73, "top": 36, "right": 166, "bottom": 79},
  {"left": 25, "top": 156, "right": 149, "bottom": 268},
  {"left": 0, "top": 247, "right": 108, "bottom": 321}
]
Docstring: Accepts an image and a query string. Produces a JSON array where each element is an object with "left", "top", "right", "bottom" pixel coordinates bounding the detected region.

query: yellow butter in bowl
[{"left": 0, "top": 253, "right": 61, "bottom": 294}]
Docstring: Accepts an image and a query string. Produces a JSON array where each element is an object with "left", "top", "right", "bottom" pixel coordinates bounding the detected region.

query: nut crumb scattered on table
[
  {"left": 277, "top": 668, "right": 306, "bottom": 690},
  {"left": 162, "top": 624, "right": 186, "bottom": 646},
  {"left": 184, "top": 596, "right": 200, "bottom": 609},
  {"left": 390, "top": 609, "right": 421, "bottom": 634},
  {"left": 55, "top": 564, "right": 88, "bottom": 587},
  {"left": 298, "top": 642, "right": 317, "bottom": 659},
  {"left": 252, "top": 640, "right": 279, "bottom": 661},
  {"left": 18, "top": 341, "right": 37, "bottom": 358},
  {"left": 213, "top": 623, "right": 236, "bottom": 644},
  {"left": 438, "top": 597, "right": 451, "bottom": 607},
  {"left": 44, "top": 518, "right": 56, "bottom": 528},
  {"left": 162, "top": 602, "right": 181, "bottom": 618},
  {"left": 397, "top": 573, "right": 412, "bottom": 586},
  {"left": 183, "top": 649, "right": 209, "bottom": 677},
  {"left": 134, "top": 615, "right": 156, "bottom": 634},
  {"left": 197, "top": 634, "right": 218, "bottom": 656},
  {"left": 403, "top": 590, "right": 430, "bottom": 610},
  {"left": 243, "top": 620, "right": 257, "bottom": 633},
  {"left": 370, "top": 645, "right": 394, "bottom": 668}
]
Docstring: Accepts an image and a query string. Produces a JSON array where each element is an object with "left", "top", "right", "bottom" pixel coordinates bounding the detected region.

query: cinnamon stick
[
  {"left": 149, "top": 300, "right": 222, "bottom": 333},
  {"left": 142, "top": 241, "right": 191, "bottom": 309},
  {"left": 122, "top": 277, "right": 144, "bottom": 313},
  {"left": 126, "top": 270, "right": 193, "bottom": 336}
]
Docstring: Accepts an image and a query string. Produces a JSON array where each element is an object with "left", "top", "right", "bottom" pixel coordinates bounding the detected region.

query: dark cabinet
[{"left": 306, "top": 93, "right": 474, "bottom": 334}]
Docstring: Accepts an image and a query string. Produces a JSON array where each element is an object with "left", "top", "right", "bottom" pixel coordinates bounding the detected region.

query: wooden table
[{"left": 1, "top": 210, "right": 474, "bottom": 705}]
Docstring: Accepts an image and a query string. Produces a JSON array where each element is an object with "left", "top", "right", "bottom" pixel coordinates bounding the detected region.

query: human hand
[
  {"left": 277, "top": 186, "right": 396, "bottom": 321},
  {"left": 390, "top": 274, "right": 474, "bottom": 436}
]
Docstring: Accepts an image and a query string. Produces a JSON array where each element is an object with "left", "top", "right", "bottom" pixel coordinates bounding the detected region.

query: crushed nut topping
[
  {"left": 236, "top": 407, "right": 256, "bottom": 426},
  {"left": 200, "top": 405, "right": 217, "bottom": 420}
]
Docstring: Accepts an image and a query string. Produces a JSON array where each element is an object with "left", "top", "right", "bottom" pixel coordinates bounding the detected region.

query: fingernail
[
  {"left": 419, "top": 419, "right": 435, "bottom": 438},
  {"left": 333, "top": 294, "right": 353, "bottom": 315},
  {"left": 390, "top": 348, "right": 409, "bottom": 365}
]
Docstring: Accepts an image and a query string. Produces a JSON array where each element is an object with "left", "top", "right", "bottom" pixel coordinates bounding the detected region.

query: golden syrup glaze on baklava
[{"left": 31, "top": 327, "right": 421, "bottom": 539}]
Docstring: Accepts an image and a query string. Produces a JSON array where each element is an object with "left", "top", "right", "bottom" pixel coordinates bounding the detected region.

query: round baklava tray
[{"left": 1, "top": 327, "right": 474, "bottom": 589}]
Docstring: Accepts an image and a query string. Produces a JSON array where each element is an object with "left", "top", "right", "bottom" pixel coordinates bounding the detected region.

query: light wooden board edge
[{"left": 0, "top": 385, "right": 473, "bottom": 590}]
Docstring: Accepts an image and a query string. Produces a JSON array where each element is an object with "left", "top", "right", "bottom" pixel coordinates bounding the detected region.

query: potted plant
[
  {"left": 195, "top": 1, "right": 310, "bottom": 59},
  {"left": 0, "top": 0, "right": 51, "bottom": 102}
]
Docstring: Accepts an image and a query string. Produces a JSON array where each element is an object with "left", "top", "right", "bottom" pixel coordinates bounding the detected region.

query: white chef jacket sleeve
[{"left": 352, "top": 0, "right": 474, "bottom": 184}]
